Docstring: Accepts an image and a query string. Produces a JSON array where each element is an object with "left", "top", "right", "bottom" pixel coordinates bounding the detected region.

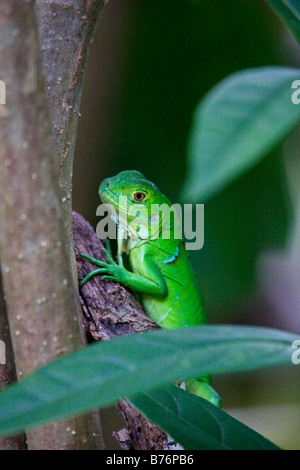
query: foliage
[
  {"left": 1, "top": 0, "right": 300, "bottom": 450},
  {"left": 180, "top": 67, "right": 300, "bottom": 202},
  {"left": 0, "top": 326, "right": 297, "bottom": 448},
  {"left": 266, "top": 0, "right": 300, "bottom": 43}
]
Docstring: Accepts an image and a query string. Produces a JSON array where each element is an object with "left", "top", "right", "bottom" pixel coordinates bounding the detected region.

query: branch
[
  {"left": 36, "top": 0, "right": 105, "bottom": 235},
  {"left": 0, "top": 1, "right": 103, "bottom": 450},
  {"left": 73, "top": 212, "right": 168, "bottom": 450}
]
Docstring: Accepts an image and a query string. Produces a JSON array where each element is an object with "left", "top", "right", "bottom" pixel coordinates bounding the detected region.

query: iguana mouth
[
  {"left": 99, "top": 187, "right": 118, "bottom": 206},
  {"left": 100, "top": 188, "right": 131, "bottom": 235}
]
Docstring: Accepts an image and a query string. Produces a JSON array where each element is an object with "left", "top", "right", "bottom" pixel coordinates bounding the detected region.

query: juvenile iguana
[{"left": 81, "top": 170, "right": 221, "bottom": 408}]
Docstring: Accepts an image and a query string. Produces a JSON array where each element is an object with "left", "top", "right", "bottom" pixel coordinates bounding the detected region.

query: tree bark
[
  {"left": 0, "top": 273, "right": 27, "bottom": 450},
  {"left": 0, "top": 1, "right": 103, "bottom": 450},
  {"left": 35, "top": 0, "right": 107, "bottom": 337},
  {"left": 73, "top": 212, "right": 168, "bottom": 450},
  {"left": 35, "top": 0, "right": 105, "bottom": 243},
  {"left": 35, "top": 0, "right": 107, "bottom": 448}
]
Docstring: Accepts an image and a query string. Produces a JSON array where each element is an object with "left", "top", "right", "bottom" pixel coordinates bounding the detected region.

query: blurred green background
[{"left": 73, "top": 0, "right": 300, "bottom": 450}]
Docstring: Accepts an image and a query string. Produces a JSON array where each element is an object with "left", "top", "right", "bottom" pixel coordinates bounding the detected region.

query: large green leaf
[
  {"left": 0, "top": 326, "right": 297, "bottom": 437},
  {"left": 131, "top": 385, "right": 280, "bottom": 450},
  {"left": 265, "top": 0, "right": 300, "bottom": 43},
  {"left": 180, "top": 67, "right": 300, "bottom": 202}
]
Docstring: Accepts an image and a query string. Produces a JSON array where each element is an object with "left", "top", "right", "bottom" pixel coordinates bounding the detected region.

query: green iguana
[{"left": 81, "top": 170, "right": 221, "bottom": 408}]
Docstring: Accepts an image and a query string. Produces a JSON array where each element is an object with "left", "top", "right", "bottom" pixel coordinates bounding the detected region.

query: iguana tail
[{"left": 185, "top": 376, "right": 222, "bottom": 408}]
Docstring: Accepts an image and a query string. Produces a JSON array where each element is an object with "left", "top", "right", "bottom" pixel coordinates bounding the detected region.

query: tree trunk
[
  {"left": 0, "top": 0, "right": 103, "bottom": 450},
  {"left": 0, "top": 273, "right": 27, "bottom": 450}
]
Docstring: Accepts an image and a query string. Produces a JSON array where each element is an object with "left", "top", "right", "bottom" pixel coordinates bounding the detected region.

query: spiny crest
[{"left": 114, "top": 170, "right": 158, "bottom": 191}]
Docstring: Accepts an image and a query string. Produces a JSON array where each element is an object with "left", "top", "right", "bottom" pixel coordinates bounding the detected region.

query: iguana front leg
[{"left": 80, "top": 249, "right": 168, "bottom": 298}]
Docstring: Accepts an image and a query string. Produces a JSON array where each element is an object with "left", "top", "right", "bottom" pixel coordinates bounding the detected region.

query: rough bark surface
[
  {"left": 35, "top": 0, "right": 107, "bottom": 335},
  {"left": 73, "top": 212, "right": 168, "bottom": 450},
  {"left": 36, "top": 0, "right": 105, "bottom": 237},
  {"left": 115, "top": 401, "right": 168, "bottom": 451},
  {"left": 73, "top": 213, "right": 158, "bottom": 340},
  {"left": 0, "top": 1, "right": 103, "bottom": 450},
  {"left": 35, "top": 0, "right": 107, "bottom": 447}
]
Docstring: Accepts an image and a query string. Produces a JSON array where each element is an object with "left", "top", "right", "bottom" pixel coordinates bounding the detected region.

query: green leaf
[
  {"left": 0, "top": 326, "right": 297, "bottom": 437},
  {"left": 180, "top": 67, "right": 300, "bottom": 202},
  {"left": 265, "top": 0, "right": 300, "bottom": 43},
  {"left": 131, "top": 385, "right": 280, "bottom": 450}
]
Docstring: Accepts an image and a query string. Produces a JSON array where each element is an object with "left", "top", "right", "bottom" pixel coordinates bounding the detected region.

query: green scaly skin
[{"left": 81, "top": 170, "right": 221, "bottom": 408}]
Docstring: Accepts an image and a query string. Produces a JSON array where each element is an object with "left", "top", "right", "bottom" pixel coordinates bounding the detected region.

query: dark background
[{"left": 73, "top": 0, "right": 300, "bottom": 449}]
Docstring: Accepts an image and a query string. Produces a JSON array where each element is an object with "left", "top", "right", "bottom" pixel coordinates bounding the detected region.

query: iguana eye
[{"left": 133, "top": 192, "right": 146, "bottom": 202}]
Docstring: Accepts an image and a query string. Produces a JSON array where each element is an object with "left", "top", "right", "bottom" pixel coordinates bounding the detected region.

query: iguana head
[
  {"left": 100, "top": 170, "right": 168, "bottom": 216},
  {"left": 99, "top": 170, "right": 173, "bottom": 240}
]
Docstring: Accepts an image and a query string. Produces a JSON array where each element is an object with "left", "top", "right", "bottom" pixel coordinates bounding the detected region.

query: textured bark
[
  {"left": 34, "top": 0, "right": 107, "bottom": 447},
  {"left": 0, "top": 273, "right": 27, "bottom": 450},
  {"left": 0, "top": 1, "right": 103, "bottom": 450},
  {"left": 73, "top": 213, "right": 158, "bottom": 340},
  {"left": 35, "top": 0, "right": 107, "bottom": 340},
  {"left": 115, "top": 401, "right": 168, "bottom": 451},
  {"left": 36, "top": 0, "right": 105, "bottom": 240},
  {"left": 73, "top": 212, "right": 168, "bottom": 450}
]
